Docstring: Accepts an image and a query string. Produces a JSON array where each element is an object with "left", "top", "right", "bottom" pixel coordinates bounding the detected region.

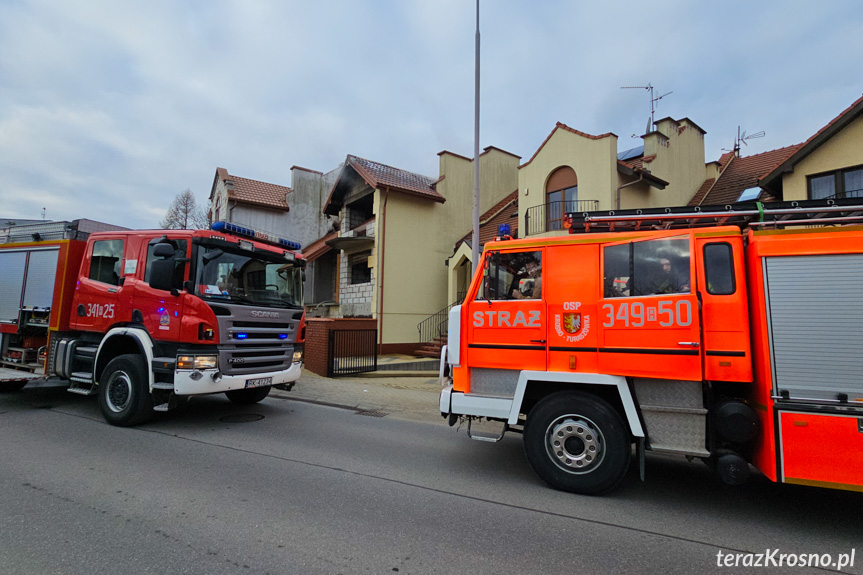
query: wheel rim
[
  {"left": 545, "top": 415, "right": 605, "bottom": 474},
  {"left": 105, "top": 371, "right": 133, "bottom": 413}
]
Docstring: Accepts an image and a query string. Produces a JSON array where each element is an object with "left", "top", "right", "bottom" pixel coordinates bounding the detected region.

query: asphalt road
[{"left": 0, "top": 387, "right": 859, "bottom": 575}]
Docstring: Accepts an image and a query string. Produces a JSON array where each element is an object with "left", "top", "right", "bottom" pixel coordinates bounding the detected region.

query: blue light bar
[
  {"left": 211, "top": 221, "right": 302, "bottom": 251},
  {"left": 279, "top": 334, "right": 288, "bottom": 339},
  {"left": 235, "top": 333, "right": 248, "bottom": 340}
]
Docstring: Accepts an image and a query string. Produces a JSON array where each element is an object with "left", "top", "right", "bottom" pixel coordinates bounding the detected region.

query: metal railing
[
  {"left": 417, "top": 297, "right": 465, "bottom": 344},
  {"left": 825, "top": 189, "right": 863, "bottom": 200},
  {"left": 327, "top": 329, "right": 378, "bottom": 376},
  {"left": 524, "top": 200, "right": 599, "bottom": 236}
]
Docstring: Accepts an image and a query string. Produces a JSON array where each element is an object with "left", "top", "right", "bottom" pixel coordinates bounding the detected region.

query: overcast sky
[{"left": 1, "top": 0, "right": 860, "bottom": 229}]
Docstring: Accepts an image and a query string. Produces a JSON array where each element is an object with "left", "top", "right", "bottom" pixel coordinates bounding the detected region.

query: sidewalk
[{"left": 271, "top": 368, "right": 446, "bottom": 425}]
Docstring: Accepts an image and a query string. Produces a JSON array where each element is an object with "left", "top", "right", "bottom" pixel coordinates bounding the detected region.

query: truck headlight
[
  {"left": 177, "top": 355, "right": 218, "bottom": 370},
  {"left": 292, "top": 347, "right": 303, "bottom": 364}
]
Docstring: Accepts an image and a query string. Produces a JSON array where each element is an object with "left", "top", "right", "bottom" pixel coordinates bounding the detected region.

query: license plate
[{"left": 245, "top": 377, "right": 272, "bottom": 389}]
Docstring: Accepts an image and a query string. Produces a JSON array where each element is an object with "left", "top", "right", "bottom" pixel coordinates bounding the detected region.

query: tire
[
  {"left": 98, "top": 354, "right": 154, "bottom": 427},
  {"left": 523, "top": 391, "right": 631, "bottom": 495},
  {"left": 225, "top": 385, "right": 271, "bottom": 405},
  {"left": 0, "top": 381, "right": 29, "bottom": 393}
]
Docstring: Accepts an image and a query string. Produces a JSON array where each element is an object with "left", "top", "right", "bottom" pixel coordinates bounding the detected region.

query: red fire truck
[
  {"left": 439, "top": 199, "right": 863, "bottom": 495},
  {"left": 0, "top": 219, "right": 306, "bottom": 426}
]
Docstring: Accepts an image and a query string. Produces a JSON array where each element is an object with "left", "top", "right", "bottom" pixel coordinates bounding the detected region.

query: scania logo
[
  {"left": 250, "top": 311, "right": 280, "bottom": 319},
  {"left": 228, "top": 358, "right": 245, "bottom": 364}
]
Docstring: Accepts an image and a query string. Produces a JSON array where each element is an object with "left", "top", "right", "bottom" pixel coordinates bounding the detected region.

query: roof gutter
[
  {"left": 616, "top": 173, "right": 644, "bottom": 211},
  {"left": 377, "top": 187, "right": 390, "bottom": 355}
]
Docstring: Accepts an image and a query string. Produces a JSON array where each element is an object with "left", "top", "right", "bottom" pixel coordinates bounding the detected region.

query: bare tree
[{"left": 160, "top": 189, "right": 208, "bottom": 229}]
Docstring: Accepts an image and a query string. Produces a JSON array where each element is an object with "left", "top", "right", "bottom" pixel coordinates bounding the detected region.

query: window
[
  {"left": 604, "top": 237, "right": 690, "bottom": 298},
  {"left": 145, "top": 239, "right": 188, "bottom": 291},
  {"left": 703, "top": 243, "right": 735, "bottom": 295},
  {"left": 479, "top": 251, "right": 542, "bottom": 300},
  {"left": 546, "top": 167, "right": 578, "bottom": 231},
  {"left": 89, "top": 240, "right": 124, "bottom": 286},
  {"left": 808, "top": 166, "right": 863, "bottom": 200},
  {"left": 350, "top": 251, "right": 372, "bottom": 285}
]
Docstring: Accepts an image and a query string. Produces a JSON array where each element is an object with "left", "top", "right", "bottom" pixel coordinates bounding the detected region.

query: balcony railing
[{"left": 524, "top": 200, "right": 599, "bottom": 236}]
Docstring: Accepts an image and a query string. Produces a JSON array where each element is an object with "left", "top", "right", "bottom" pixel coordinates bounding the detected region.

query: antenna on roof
[
  {"left": 724, "top": 126, "right": 766, "bottom": 157},
  {"left": 41, "top": 207, "right": 46, "bottom": 220},
  {"left": 621, "top": 83, "right": 673, "bottom": 133}
]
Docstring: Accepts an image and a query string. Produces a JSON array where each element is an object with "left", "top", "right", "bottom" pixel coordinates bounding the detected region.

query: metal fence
[
  {"left": 328, "top": 329, "right": 378, "bottom": 377},
  {"left": 524, "top": 200, "right": 599, "bottom": 236}
]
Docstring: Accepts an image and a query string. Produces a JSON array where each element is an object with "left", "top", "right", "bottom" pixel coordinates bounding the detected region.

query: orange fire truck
[
  {"left": 439, "top": 198, "right": 863, "bottom": 495},
  {"left": 0, "top": 219, "right": 306, "bottom": 426}
]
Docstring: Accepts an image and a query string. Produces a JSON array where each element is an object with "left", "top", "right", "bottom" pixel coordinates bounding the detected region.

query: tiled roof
[
  {"left": 519, "top": 123, "right": 615, "bottom": 169},
  {"left": 455, "top": 191, "right": 519, "bottom": 250},
  {"left": 687, "top": 178, "right": 716, "bottom": 206},
  {"left": 215, "top": 167, "right": 291, "bottom": 211},
  {"left": 302, "top": 231, "right": 338, "bottom": 263},
  {"left": 695, "top": 145, "right": 801, "bottom": 206},
  {"left": 718, "top": 151, "right": 735, "bottom": 170},
  {"left": 347, "top": 155, "right": 442, "bottom": 202}
]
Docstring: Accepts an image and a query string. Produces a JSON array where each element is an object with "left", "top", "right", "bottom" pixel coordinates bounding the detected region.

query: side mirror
[{"left": 149, "top": 259, "right": 176, "bottom": 293}]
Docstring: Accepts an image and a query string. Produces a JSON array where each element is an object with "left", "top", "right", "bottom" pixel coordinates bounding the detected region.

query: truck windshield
[{"left": 193, "top": 243, "right": 303, "bottom": 308}]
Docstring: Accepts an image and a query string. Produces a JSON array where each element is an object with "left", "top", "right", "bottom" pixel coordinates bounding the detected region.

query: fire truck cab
[
  {"left": 440, "top": 199, "right": 863, "bottom": 495},
  {"left": 0, "top": 220, "right": 306, "bottom": 426}
]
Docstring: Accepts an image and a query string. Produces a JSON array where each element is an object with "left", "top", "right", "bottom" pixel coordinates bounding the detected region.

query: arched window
[{"left": 546, "top": 167, "right": 578, "bottom": 231}]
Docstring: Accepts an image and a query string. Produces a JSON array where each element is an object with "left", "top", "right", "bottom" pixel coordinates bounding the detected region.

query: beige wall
[
  {"left": 781, "top": 114, "right": 863, "bottom": 201},
  {"left": 374, "top": 148, "right": 519, "bottom": 345},
  {"left": 643, "top": 119, "right": 708, "bottom": 208},
  {"left": 377, "top": 192, "right": 450, "bottom": 344},
  {"left": 436, "top": 148, "right": 520, "bottom": 245},
  {"left": 518, "top": 129, "right": 618, "bottom": 238},
  {"left": 616, "top": 174, "right": 653, "bottom": 210}
]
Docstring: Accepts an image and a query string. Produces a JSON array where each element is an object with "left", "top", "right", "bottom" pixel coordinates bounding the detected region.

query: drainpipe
[
  {"left": 377, "top": 187, "right": 390, "bottom": 355},
  {"left": 616, "top": 173, "right": 644, "bottom": 210}
]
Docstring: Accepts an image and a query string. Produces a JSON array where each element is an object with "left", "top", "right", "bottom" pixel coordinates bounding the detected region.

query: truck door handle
[
  {"left": 531, "top": 339, "right": 546, "bottom": 344},
  {"left": 678, "top": 341, "right": 700, "bottom": 347}
]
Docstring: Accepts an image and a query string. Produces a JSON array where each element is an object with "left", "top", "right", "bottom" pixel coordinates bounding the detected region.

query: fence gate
[{"left": 328, "top": 329, "right": 378, "bottom": 377}]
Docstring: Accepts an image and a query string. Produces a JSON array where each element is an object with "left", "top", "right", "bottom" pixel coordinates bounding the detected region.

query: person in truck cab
[{"left": 510, "top": 257, "right": 542, "bottom": 299}]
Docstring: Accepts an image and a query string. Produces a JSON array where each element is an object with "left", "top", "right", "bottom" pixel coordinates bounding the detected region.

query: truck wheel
[
  {"left": 225, "top": 386, "right": 271, "bottom": 405},
  {"left": 523, "top": 391, "right": 631, "bottom": 495},
  {"left": 98, "top": 354, "right": 153, "bottom": 427}
]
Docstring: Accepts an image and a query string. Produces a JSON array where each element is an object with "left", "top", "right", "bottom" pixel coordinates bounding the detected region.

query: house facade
[
  {"left": 517, "top": 118, "right": 734, "bottom": 239},
  {"left": 316, "top": 150, "right": 518, "bottom": 353}
]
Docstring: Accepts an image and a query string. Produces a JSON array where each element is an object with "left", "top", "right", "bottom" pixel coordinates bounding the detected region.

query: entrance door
[
  {"left": 597, "top": 234, "right": 703, "bottom": 380},
  {"left": 694, "top": 236, "right": 751, "bottom": 382}
]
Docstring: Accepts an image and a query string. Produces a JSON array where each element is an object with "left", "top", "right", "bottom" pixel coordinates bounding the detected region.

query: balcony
[{"left": 524, "top": 200, "right": 599, "bottom": 236}]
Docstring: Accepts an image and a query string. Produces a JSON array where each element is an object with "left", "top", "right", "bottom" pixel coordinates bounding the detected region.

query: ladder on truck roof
[{"left": 565, "top": 198, "right": 863, "bottom": 233}]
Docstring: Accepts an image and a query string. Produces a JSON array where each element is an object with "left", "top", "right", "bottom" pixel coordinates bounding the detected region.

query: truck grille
[{"left": 212, "top": 304, "right": 302, "bottom": 376}]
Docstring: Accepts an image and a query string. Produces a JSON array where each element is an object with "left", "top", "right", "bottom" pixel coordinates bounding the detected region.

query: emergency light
[
  {"left": 211, "top": 221, "right": 302, "bottom": 251},
  {"left": 498, "top": 223, "right": 511, "bottom": 236}
]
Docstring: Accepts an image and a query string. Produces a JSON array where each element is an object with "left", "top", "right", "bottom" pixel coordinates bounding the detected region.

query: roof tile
[
  {"left": 697, "top": 145, "right": 801, "bottom": 205},
  {"left": 347, "top": 155, "right": 442, "bottom": 202},
  {"left": 218, "top": 168, "right": 292, "bottom": 211},
  {"left": 456, "top": 191, "right": 519, "bottom": 249}
]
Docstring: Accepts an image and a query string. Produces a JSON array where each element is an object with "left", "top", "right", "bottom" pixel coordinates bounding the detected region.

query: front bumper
[{"left": 173, "top": 361, "right": 302, "bottom": 395}]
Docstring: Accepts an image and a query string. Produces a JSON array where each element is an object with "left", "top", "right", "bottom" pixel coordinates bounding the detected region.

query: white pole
[{"left": 471, "top": 0, "right": 481, "bottom": 274}]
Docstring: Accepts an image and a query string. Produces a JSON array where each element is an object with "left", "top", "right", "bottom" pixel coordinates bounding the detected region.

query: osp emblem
[
  {"left": 563, "top": 313, "right": 581, "bottom": 334},
  {"left": 555, "top": 302, "right": 590, "bottom": 343}
]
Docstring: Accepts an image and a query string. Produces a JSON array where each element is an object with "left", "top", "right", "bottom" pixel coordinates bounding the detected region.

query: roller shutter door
[
  {"left": 765, "top": 254, "right": 863, "bottom": 402},
  {"left": 22, "top": 249, "right": 59, "bottom": 309}
]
